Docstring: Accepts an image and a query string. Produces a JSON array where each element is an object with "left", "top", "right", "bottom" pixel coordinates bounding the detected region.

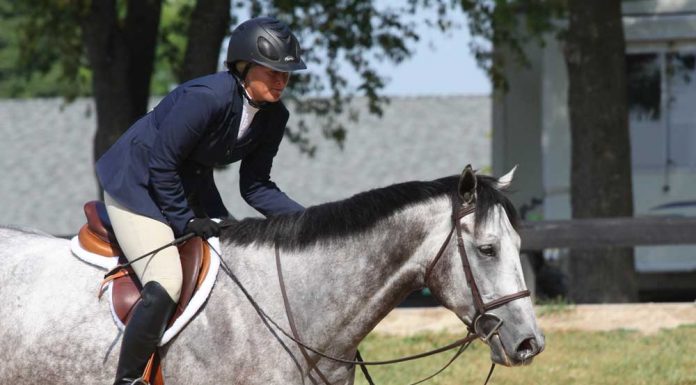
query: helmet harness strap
[{"left": 233, "top": 62, "right": 270, "bottom": 110}]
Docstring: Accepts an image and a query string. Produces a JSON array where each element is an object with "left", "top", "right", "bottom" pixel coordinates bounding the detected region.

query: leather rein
[{"left": 212, "top": 196, "right": 530, "bottom": 385}]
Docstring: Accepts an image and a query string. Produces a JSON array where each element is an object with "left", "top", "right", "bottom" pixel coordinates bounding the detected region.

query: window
[
  {"left": 627, "top": 50, "right": 696, "bottom": 171},
  {"left": 627, "top": 53, "right": 660, "bottom": 121}
]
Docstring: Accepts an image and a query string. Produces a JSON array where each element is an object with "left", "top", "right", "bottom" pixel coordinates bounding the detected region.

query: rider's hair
[
  {"left": 234, "top": 61, "right": 249, "bottom": 74},
  {"left": 230, "top": 60, "right": 253, "bottom": 81}
]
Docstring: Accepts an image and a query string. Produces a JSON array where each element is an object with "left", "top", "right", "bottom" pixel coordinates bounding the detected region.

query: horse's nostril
[{"left": 515, "top": 337, "right": 539, "bottom": 361}]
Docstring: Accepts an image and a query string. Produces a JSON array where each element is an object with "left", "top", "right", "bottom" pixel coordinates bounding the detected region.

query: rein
[
  {"left": 103, "top": 194, "right": 530, "bottom": 385},
  {"left": 209, "top": 196, "right": 529, "bottom": 385},
  {"left": 275, "top": 233, "right": 478, "bottom": 385},
  {"left": 211, "top": 243, "right": 478, "bottom": 364},
  {"left": 103, "top": 232, "right": 197, "bottom": 280}
]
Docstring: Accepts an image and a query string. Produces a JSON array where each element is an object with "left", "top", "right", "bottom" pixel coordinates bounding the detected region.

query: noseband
[{"left": 425, "top": 198, "right": 531, "bottom": 341}]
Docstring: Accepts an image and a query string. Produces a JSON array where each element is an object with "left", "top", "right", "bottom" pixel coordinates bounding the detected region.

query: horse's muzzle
[
  {"left": 481, "top": 318, "right": 545, "bottom": 367},
  {"left": 513, "top": 335, "right": 543, "bottom": 364}
]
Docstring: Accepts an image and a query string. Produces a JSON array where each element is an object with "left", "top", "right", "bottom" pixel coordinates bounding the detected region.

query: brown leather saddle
[{"left": 78, "top": 200, "right": 212, "bottom": 328}]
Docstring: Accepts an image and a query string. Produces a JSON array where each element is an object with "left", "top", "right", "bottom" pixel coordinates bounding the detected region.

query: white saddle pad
[{"left": 70, "top": 236, "right": 221, "bottom": 345}]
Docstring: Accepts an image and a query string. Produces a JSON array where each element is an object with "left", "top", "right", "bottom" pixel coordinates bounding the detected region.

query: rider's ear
[
  {"left": 495, "top": 164, "right": 517, "bottom": 191},
  {"left": 458, "top": 165, "right": 477, "bottom": 204}
]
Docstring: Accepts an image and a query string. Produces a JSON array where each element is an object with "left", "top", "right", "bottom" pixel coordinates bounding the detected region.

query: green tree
[
  {"left": 6, "top": 0, "right": 440, "bottom": 158},
  {"left": 0, "top": 2, "right": 90, "bottom": 98},
  {"left": 3, "top": 0, "right": 554, "bottom": 154},
  {"left": 3, "top": 1, "right": 638, "bottom": 303}
]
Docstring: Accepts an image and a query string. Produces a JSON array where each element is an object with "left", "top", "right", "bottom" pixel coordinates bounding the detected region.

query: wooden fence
[
  {"left": 518, "top": 215, "right": 696, "bottom": 300},
  {"left": 519, "top": 216, "right": 696, "bottom": 251}
]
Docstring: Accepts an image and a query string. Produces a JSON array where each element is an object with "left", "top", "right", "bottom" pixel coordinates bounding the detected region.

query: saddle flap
[
  {"left": 77, "top": 200, "right": 212, "bottom": 326},
  {"left": 110, "top": 237, "right": 209, "bottom": 327},
  {"left": 173, "top": 237, "right": 207, "bottom": 321}
]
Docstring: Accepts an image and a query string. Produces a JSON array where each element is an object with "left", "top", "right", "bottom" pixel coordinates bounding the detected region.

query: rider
[{"left": 95, "top": 16, "right": 306, "bottom": 385}]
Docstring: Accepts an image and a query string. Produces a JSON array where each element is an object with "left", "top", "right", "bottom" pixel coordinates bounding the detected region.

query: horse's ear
[
  {"left": 495, "top": 164, "right": 517, "bottom": 190},
  {"left": 458, "top": 164, "right": 477, "bottom": 204}
]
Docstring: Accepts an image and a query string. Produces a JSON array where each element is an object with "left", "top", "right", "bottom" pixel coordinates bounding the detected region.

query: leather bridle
[{"left": 425, "top": 197, "right": 531, "bottom": 342}]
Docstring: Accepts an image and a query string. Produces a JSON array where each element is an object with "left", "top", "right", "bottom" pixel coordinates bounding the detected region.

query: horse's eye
[{"left": 478, "top": 244, "right": 496, "bottom": 257}]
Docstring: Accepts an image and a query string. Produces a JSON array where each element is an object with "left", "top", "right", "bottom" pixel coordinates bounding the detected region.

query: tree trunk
[
  {"left": 563, "top": 0, "right": 638, "bottom": 303},
  {"left": 83, "top": 0, "right": 228, "bottom": 198},
  {"left": 179, "top": 0, "right": 230, "bottom": 82},
  {"left": 83, "top": 0, "right": 162, "bottom": 164},
  {"left": 82, "top": 0, "right": 133, "bottom": 163},
  {"left": 124, "top": 0, "right": 162, "bottom": 119}
]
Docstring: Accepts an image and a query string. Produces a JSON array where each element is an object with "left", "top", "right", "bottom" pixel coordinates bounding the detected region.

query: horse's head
[{"left": 426, "top": 165, "right": 544, "bottom": 366}]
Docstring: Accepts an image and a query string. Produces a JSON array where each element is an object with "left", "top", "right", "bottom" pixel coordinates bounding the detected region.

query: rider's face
[{"left": 244, "top": 65, "right": 290, "bottom": 103}]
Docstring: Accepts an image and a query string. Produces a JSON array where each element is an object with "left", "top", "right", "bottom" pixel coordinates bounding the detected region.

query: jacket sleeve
[
  {"left": 201, "top": 171, "right": 230, "bottom": 219},
  {"left": 148, "top": 88, "right": 221, "bottom": 235},
  {"left": 239, "top": 109, "right": 304, "bottom": 217}
]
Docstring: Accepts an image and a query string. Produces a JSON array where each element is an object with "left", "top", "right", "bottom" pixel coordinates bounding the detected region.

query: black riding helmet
[{"left": 226, "top": 16, "right": 306, "bottom": 80}]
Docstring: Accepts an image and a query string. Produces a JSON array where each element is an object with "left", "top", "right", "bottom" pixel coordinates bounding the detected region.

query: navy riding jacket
[{"left": 96, "top": 71, "right": 304, "bottom": 236}]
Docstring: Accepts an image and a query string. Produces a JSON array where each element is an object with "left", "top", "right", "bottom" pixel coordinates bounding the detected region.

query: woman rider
[{"left": 96, "top": 17, "right": 306, "bottom": 385}]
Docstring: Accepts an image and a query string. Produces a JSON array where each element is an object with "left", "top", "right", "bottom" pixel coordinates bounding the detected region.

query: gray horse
[{"left": 0, "top": 166, "right": 544, "bottom": 384}]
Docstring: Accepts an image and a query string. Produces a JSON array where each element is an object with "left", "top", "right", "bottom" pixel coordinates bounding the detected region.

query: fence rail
[{"left": 519, "top": 216, "right": 696, "bottom": 251}]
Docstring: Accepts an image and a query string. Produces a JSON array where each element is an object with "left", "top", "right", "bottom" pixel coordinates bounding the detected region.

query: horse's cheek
[{"left": 428, "top": 257, "right": 460, "bottom": 309}]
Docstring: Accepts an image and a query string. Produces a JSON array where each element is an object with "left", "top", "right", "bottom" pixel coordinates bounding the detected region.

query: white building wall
[
  {"left": 492, "top": 41, "right": 544, "bottom": 220},
  {"left": 540, "top": 34, "right": 572, "bottom": 221},
  {"left": 494, "top": 0, "right": 696, "bottom": 272},
  {"left": 0, "top": 96, "right": 492, "bottom": 236}
]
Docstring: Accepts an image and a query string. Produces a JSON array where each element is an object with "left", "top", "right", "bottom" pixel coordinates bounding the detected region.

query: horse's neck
[{"left": 278, "top": 198, "right": 452, "bottom": 353}]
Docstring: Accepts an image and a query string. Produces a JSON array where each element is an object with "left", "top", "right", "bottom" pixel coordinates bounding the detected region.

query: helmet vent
[
  {"left": 257, "top": 36, "right": 280, "bottom": 61},
  {"left": 227, "top": 16, "right": 306, "bottom": 72},
  {"left": 265, "top": 19, "right": 291, "bottom": 39}
]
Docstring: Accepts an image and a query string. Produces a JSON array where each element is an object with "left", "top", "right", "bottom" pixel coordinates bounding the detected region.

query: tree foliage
[
  {"left": 1, "top": 0, "right": 567, "bottom": 154},
  {"left": 2, "top": 0, "right": 639, "bottom": 302},
  {"left": 460, "top": 0, "right": 565, "bottom": 89},
  {"left": 0, "top": 1, "right": 90, "bottom": 99}
]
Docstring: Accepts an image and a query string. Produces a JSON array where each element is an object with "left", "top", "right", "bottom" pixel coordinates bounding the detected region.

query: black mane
[{"left": 221, "top": 174, "right": 519, "bottom": 249}]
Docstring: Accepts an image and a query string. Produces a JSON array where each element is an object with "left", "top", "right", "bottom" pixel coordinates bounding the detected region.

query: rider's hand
[{"left": 185, "top": 218, "right": 221, "bottom": 239}]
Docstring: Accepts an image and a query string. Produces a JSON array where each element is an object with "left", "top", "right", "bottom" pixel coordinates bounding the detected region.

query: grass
[
  {"left": 535, "top": 297, "right": 575, "bottom": 317},
  {"left": 354, "top": 324, "right": 696, "bottom": 385}
]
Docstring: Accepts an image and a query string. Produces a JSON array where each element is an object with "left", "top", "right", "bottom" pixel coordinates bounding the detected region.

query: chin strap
[
  {"left": 232, "top": 62, "right": 270, "bottom": 110},
  {"left": 239, "top": 84, "right": 269, "bottom": 109}
]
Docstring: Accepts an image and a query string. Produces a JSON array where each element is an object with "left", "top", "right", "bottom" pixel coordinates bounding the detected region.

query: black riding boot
[{"left": 113, "top": 281, "right": 177, "bottom": 385}]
